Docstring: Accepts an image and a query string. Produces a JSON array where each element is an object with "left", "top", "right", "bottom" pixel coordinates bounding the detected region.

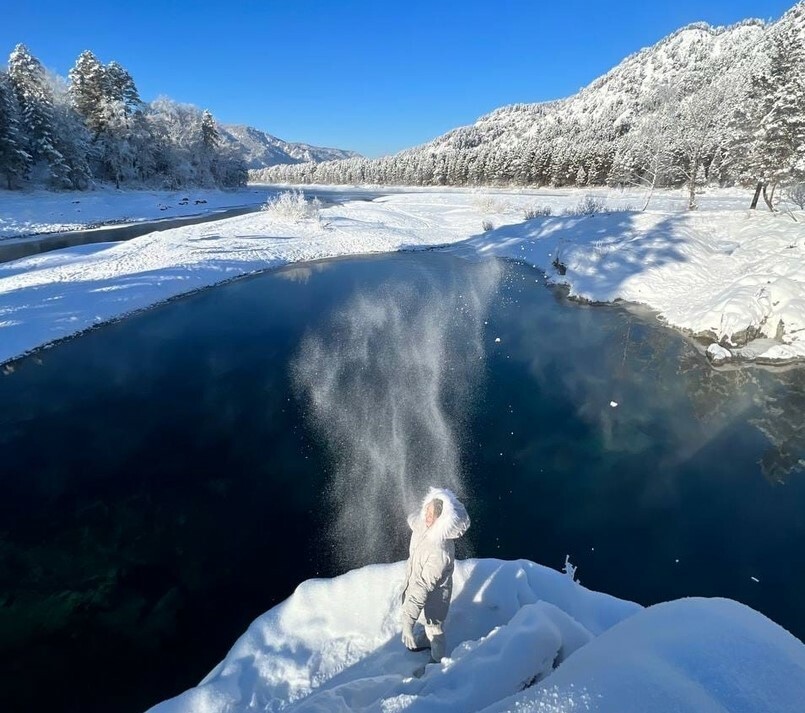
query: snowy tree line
[
  {"left": 0, "top": 44, "right": 246, "bottom": 190},
  {"left": 257, "top": 6, "right": 805, "bottom": 210}
]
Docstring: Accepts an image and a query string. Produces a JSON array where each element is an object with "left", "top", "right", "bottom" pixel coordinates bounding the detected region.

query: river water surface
[{"left": 1, "top": 252, "right": 803, "bottom": 713}]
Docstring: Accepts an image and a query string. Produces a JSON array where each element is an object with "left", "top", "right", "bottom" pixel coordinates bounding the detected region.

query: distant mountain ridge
[
  {"left": 259, "top": 1, "right": 805, "bottom": 207},
  {"left": 219, "top": 124, "right": 359, "bottom": 170}
]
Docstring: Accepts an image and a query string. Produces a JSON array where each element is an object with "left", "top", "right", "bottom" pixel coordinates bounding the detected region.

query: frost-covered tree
[
  {"left": 609, "top": 87, "right": 677, "bottom": 209},
  {"left": 69, "top": 53, "right": 142, "bottom": 130},
  {"left": 95, "top": 99, "right": 136, "bottom": 187},
  {"left": 1, "top": 43, "right": 245, "bottom": 190},
  {"left": 105, "top": 61, "right": 141, "bottom": 112},
  {"left": 141, "top": 98, "right": 244, "bottom": 188},
  {"left": 665, "top": 56, "right": 741, "bottom": 210},
  {"left": 7, "top": 43, "right": 71, "bottom": 187},
  {"left": 198, "top": 108, "right": 221, "bottom": 184},
  {"left": 0, "top": 70, "right": 30, "bottom": 188},
  {"left": 756, "top": 18, "right": 805, "bottom": 204},
  {"left": 145, "top": 97, "right": 194, "bottom": 187},
  {"left": 215, "top": 147, "right": 248, "bottom": 187},
  {"left": 49, "top": 72, "right": 92, "bottom": 189},
  {"left": 68, "top": 52, "right": 144, "bottom": 186},
  {"left": 726, "top": 13, "right": 805, "bottom": 210},
  {"left": 201, "top": 109, "right": 219, "bottom": 151},
  {"left": 68, "top": 50, "right": 108, "bottom": 133}
]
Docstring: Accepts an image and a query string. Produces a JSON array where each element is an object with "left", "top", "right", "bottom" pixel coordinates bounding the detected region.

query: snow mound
[
  {"left": 487, "top": 596, "right": 805, "bottom": 713},
  {"left": 705, "top": 343, "right": 732, "bottom": 365},
  {"left": 147, "top": 558, "right": 805, "bottom": 713}
]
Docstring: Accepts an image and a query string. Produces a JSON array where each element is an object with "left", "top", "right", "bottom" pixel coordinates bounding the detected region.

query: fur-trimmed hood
[{"left": 409, "top": 487, "right": 470, "bottom": 541}]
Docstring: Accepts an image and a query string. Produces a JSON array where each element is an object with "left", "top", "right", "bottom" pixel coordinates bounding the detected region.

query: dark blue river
[{"left": 0, "top": 252, "right": 803, "bottom": 713}]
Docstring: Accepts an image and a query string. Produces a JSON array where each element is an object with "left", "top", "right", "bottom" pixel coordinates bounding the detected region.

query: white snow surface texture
[
  {"left": 0, "top": 187, "right": 265, "bottom": 238},
  {"left": 147, "top": 558, "right": 805, "bottom": 713},
  {"left": 2, "top": 187, "right": 805, "bottom": 365}
]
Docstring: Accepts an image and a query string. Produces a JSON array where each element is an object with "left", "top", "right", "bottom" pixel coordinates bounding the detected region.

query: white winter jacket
[{"left": 401, "top": 487, "right": 470, "bottom": 628}]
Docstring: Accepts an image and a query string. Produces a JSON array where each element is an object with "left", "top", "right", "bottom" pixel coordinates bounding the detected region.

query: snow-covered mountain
[
  {"left": 219, "top": 124, "right": 359, "bottom": 170},
  {"left": 261, "top": 1, "right": 805, "bottom": 198},
  {"left": 419, "top": 19, "right": 765, "bottom": 156}
]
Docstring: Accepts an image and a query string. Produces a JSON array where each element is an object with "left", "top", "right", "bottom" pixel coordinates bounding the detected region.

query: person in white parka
[{"left": 400, "top": 487, "right": 471, "bottom": 663}]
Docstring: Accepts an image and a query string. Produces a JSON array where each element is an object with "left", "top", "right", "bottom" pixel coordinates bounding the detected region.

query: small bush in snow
[
  {"left": 482, "top": 219, "right": 494, "bottom": 232},
  {"left": 262, "top": 190, "right": 322, "bottom": 221},
  {"left": 524, "top": 205, "right": 552, "bottom": 219},
  {"left": 783, "top": 183, "right": 805, "bottom": 210},
  {"left": 473, "top": 195, "right": 508, "bottom": 213},
  {"left": 563, "top": 195, "right": 607, "bottom": 216}
]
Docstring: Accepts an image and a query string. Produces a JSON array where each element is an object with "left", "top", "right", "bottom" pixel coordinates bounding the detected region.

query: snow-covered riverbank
[
  {"left": 0, "top": 186, "right": 268, "bottom": 239},
  {"left": 1, "top": 187, "right": 804, "bottom": 367},
  {"left": 147, "top": 557, "right": 805, "bottom": 713},
  {"left": 453, "top": 200, "right": 805, "bottom": 365}
]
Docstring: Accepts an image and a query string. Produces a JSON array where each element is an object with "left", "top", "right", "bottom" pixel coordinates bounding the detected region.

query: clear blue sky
[{"left": 1, "top": 0, "right": 797, "bottom": 157}]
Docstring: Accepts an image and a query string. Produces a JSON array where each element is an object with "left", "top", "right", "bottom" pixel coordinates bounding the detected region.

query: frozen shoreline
[{"left": 1, "top": 187, "right": 804, "bottom": 368}]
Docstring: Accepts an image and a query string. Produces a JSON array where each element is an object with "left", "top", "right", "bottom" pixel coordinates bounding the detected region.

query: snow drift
[{"left": 147, "top": 558, "right": 805, "bottom": 713}]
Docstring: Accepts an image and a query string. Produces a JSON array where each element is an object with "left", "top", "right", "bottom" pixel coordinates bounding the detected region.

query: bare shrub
[
  {"left": 563, "top": 194, "right": 607, "bottom": 216},
  {"left": 473, "top": 195, "right": 508, "bottom": 213},
  {"left": 524, "top": 205, "right": 552, "bottom": 219},
  {"left": 262, "top": 190, "right": 322, "bottom": 221},
  {"left": 783, "top": 183, "right": 805, "bottom": 210}
]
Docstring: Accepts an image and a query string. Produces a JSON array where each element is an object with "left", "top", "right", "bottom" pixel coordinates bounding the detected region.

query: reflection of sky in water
[{"left": 0, "top": 253, "right": 803, "bottom": 713}]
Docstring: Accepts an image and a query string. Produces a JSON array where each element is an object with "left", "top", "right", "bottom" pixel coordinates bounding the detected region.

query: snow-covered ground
[
  {"left": 147, "top": 557, "right": 805, "bottom": 713},
  {"left": 0, "top": 186, "right": 267, "bottom": 238},
  {"left": 451, "top": 191, "right": 805, "bottom": 365},
  {"left": 1, "top": 186, "right": 804, "bottom": 367}
]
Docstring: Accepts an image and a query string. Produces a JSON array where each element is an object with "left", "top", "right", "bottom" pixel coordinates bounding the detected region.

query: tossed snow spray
[{"left": 292, "top": 258, "right": 501, "bottom": 567}]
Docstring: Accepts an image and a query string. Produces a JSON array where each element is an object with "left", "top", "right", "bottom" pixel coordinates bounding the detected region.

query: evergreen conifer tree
[
  {"left": 761, "top": 22, "right": 805, "bottom": 187},
  {"left": 8, "top": 44, "right": 71, "bottom": 187},
  {"left": 105, "top": 61, "right": 142, "bottom": 112},
  {"left": 200, "top": 109, "right": 219, "bottom": 151},
  {"left": 0, "top": 70, "right": 30, "bottom": 188},
  {"left": 68, "top": 50, "right": 107, "bottom": 133}
]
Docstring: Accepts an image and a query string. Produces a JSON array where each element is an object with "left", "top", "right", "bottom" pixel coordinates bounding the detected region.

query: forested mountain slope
[
  {"left": 259, "top": 2, "right": 805, "bottom": 207},
  {"left": 219, "top": 124, "right": 359, "bottom": 170}
]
